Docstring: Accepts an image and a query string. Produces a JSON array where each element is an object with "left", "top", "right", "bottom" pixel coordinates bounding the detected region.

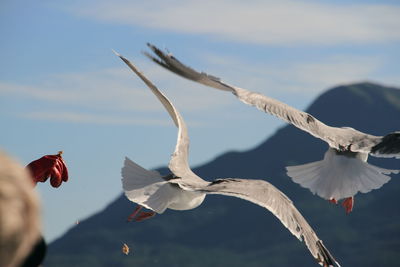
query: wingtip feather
[
  {"left": 316, "top": 240, "right": 340, "bottom": 267},
  {"left": 111, "top": 49, "right": 121, "bottom": 57}
]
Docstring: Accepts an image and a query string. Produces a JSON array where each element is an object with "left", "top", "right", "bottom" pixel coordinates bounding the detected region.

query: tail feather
[
  {"left": 286, "top": 148, "right": 397, "bottom": 200},
  {"left": 121, "top": 157, "right": 180, "bottom": 213}
]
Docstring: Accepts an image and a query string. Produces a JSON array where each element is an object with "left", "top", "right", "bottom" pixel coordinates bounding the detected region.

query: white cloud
[
  {"left": 20, "top": 111, "right": 173, "bottom": 125},
  {"left": 287, "top": 56, "right": 384, "bottom": 90},
  {"left": 0, "top": 68, "right": 157, "bottom": 112},
  {"left": 0, "top": 59, "right": 232, "bottom": 124},
  {"left": 61, "top": 0, "right": 400, "bottom": 45},
  {"left": 199, "top": 52, "right": 383, "bottom": 96},
  {"left": 0, "top": 62, "right": 231, "bottom": 110},
  {"left": 0, "top": 47, "right": 391, "bottom": 126}
]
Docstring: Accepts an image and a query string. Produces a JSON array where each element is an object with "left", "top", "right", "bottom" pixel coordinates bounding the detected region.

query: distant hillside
[{"left": 45, "top": 82, "right": 400, "bottom": 267}]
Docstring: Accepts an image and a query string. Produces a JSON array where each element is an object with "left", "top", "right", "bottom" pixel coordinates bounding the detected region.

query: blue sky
[{"left": 1, "top": 0, "right": 400, "bottom": 242}]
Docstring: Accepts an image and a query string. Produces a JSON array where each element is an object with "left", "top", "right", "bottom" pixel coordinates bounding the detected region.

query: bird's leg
[
  {"left": 342, "top": 197, "right": 354, "bottom": 214},
  {"left": 127, "top": 205, "right": 143, "bottom": 222},
  {"left": 329, "top": 198, "right": 338, "bottom": 204},
  {"left": 127, "top": 205, "right": 156, "bottom": 222},
  {"left": 135, "top": 211, "right": 156, "bottom": 222}
]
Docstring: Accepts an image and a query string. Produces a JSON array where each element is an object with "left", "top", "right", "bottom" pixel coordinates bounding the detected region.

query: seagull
[
  {"left": 114, "top": 50, "right": 340, "bottom": 267},
  {"left": 144, "top": 43, "right": 400, "bottom": 214}
]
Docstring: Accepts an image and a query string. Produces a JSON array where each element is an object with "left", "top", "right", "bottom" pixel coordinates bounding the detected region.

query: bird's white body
[
  {"left": 121, "top": 157, "right": 205, "bottom": 213},
  {"left": 287, "top": 148, "right": 396, "bottom": 200}
]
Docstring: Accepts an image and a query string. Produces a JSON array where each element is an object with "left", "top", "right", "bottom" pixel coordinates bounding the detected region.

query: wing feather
[
  {"left": 145, "top": 44, "right": 397, "bottom": 156},
  {"left": 144, "top": 45, "right": 339, "bottom": 143},
  {"left": 202, "top": 178, "right": 340, "bottom": 267},
  {"left": 114, "top": 51, "right": 207, "bottom": 185},
  {"left": 115, "top": 50, "right": 339, "bottom": 266}
]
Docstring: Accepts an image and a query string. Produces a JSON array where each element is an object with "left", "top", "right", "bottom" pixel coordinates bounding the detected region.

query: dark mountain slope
[{"left": 46, "top": 82, "right": 400, "bottom": 267}]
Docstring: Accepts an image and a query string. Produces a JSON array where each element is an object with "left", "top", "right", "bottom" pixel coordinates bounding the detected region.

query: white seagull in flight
[
  {"left": 144, "top": 43, "right": 400, "bottom": 214},
  {"left": 114, "top": 51, "right": 340, "bottom": 267}
]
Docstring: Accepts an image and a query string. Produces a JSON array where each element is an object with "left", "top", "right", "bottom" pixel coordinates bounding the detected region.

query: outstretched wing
[
  {"left": 370, "top": 132, "right": 400, "bottom": 158},
  {"left": 145, "top": 44, "right": 398, "bottom": 156},
  {"left": 202, "top": 178, "right": 340, "bottom": 267},
  {"left": 114, "top": 51, "right": 207, "bottom": 185}
]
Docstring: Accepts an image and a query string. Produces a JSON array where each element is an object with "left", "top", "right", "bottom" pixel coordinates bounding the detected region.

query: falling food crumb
[{"left": 122, "top": 243, "right": 130, "bottom": 255}]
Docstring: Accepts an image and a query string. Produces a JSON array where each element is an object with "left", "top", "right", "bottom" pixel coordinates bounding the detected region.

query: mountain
[{"left": 45, "top": 82, "right": 400, "bottom": 267}]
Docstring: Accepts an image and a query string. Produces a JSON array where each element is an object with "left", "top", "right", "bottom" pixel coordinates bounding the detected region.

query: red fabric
[{"left": 26, "top": 152, "right": 69, "bottom": 188}]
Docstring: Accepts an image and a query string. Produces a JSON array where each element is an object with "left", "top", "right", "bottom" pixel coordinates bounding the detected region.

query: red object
[
  {"left": 26, "top": 151, "right": 69, "bottom": 188},
  {"left": 127, "top": 205, "right": 143, "bottom": 222},
  {"left": 135, "top": 211, "right": 156, "bottom": 222},
  {"left": 329, "top": 198, "right": 338, "bottom": 204},
  {"left": 328, "top": 197, "right": 354, "bottom": 214},
  {"left": 127, "top": 205, "right": 156, "bottom": 222},
  {"left": 342, "top": 197, "right": 354, "bottom": 214}
]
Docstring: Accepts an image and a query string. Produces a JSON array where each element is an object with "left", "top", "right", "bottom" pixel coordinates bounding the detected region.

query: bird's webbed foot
[
  {"left": 127, "top": 205, "right": 156, "bottom": 222},
  {"left": 328, "top": 197, "right": 354, "bottom": 214},
  {"left": 342, "top": 197, "right": 354, "bottom": 214}
]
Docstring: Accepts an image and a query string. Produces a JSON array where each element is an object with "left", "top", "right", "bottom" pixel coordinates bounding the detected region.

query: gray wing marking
[{"left": 203, "top": 178, "right": 339, "bottom": 267}]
